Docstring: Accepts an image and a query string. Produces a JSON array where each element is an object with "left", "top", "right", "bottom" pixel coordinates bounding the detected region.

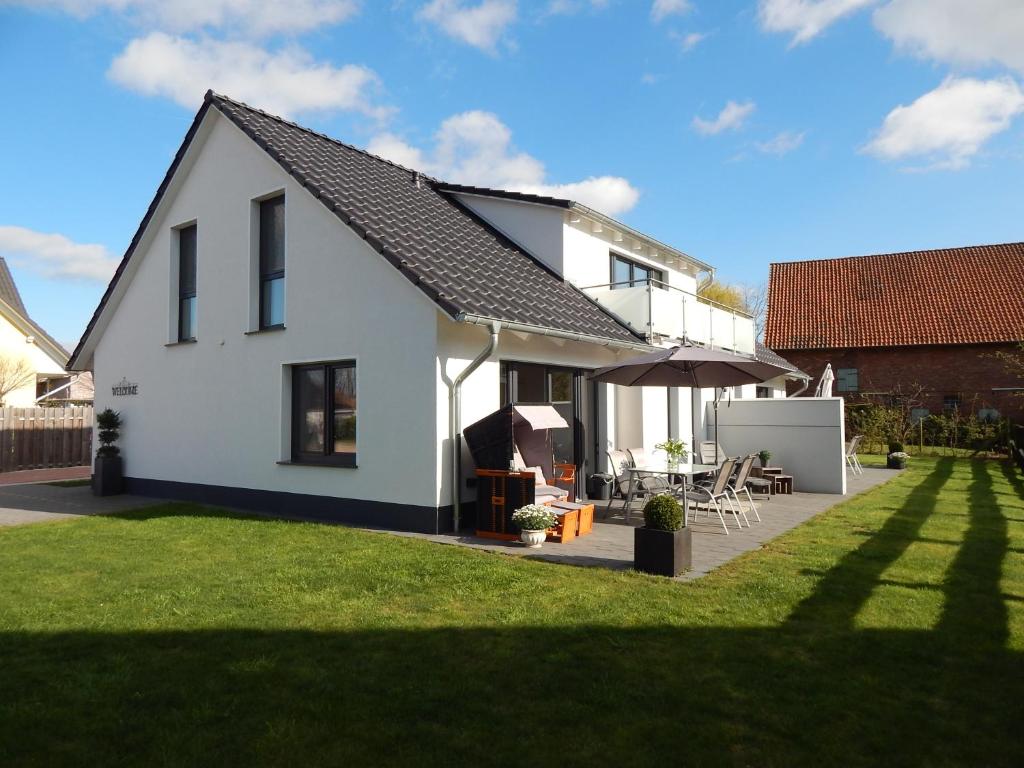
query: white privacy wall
[{"left": 708, "top": 397, "right": 847, "bottom": 494}]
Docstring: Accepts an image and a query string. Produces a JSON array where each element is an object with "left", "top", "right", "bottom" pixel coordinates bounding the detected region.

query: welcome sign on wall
[{"left": 112, "top": 377, "right": 139, "bottom": 396}]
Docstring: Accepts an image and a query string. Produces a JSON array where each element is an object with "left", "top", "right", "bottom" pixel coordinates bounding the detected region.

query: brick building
[{"left": 765, "top": 242, "right": 1024, "bottom": 420}]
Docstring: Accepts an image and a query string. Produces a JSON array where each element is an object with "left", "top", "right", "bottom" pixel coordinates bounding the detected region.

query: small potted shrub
[
  {"left": 634, "top": 494, "right": 691, "bottom": 577},
  {"left": 655, "top": 438, "right": 689, "bottom": 470},
  {"left": 511, "top": 504, "right": 557, "bottom": 549},
  {"left": 758, "top": 449, "right": 772, "bottom": 468},
  {"left": 887, "top": 441, "right": 906, "bottom": 469},
  {"left": 93, "top": 408, "right": 123, "bottom": 496}
]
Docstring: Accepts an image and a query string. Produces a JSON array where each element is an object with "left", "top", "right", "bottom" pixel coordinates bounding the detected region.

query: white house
[
  {"left": 0, "top": 257, "right": 92, "bottom": 406},
  {"left": 70, "top": 91, "right": 806, "bottom": 533}
]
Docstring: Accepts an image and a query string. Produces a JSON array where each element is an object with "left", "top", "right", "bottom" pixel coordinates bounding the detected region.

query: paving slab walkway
[
  {"left": 393, "top": 468, "right": 895, "bottom": 580},
  {"left": 0, "top": 484, "right": 160, "bottom": 527},
  {"left": 0, "top": 465, "right": 91, "bottom": 486}
]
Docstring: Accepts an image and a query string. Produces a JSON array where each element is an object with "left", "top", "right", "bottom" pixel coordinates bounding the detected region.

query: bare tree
[
  {"left": 739, "top": 281, "right": 768, "bottom": 342},
  {"left": 0, "top": 356, "right": 36, "bottom": 406},
  {"left": 990, "top": 343, "right": 1024, "bottom": 402}
]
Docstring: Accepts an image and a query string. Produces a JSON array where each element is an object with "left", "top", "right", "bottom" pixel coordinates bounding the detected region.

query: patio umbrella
[
  {"left": 590, "top": 346, "right": 791, "bottom": 462},
  {"left": 814, "top": 363, "right": 835, "bottom": 397}
]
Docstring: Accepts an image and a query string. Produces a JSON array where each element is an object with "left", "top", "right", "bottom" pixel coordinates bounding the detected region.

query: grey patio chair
[
  {"left": 725, "top": 454, "right": 760, "bottom": 524},
  {"left": 626, "top": 447, "right": 672, "bottom": 494},
  {"left": 606, "top": 449, "right": 668, "bottom": 500},
  {"left": 688, "top": 456, "right": 740, "bottom": 534},
  {"left": 845, "top": 435, "right": 864, "bottom": 476}
]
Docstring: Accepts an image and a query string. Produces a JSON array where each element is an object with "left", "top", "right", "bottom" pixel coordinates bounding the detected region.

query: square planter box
[
  {"left": 634, "top": 526, "right": 692, "bottom": 577},
  {"left": 93, "top": 455, "right": 123, "bottom": 497}
]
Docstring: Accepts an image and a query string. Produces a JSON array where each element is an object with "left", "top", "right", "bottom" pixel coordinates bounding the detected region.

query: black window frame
[
  {"left": 177, "top": 224, "right": 198, "bottom": 342},
  {"left": 943, "top": 394, "right": 962, "bottom": 413},
  {"left": 609, "top": 252, "right": 665, "bottom": 290},
  {"left": 291, "top": 361, "right": 357, "bottom": 467},
  {"left": 259, "top": 195, "right": 286, "bottom": 330}
]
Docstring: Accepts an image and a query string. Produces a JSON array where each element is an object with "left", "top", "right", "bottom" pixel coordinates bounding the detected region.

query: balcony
[{"left": 580, "top": 281, "right": 755, "bottom": 354}]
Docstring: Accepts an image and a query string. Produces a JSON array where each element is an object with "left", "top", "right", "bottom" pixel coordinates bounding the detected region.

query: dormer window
[{"left": 610, "top": 253, "right": 664, "bottom": 290}]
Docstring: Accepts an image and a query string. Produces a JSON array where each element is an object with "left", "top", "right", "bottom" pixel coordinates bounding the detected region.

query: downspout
[
  {"left": 449, "top": 320, "right": 501, "bottom": 532},
  {"left": 787, "top": 375, "right": 811, "bottom": 398}
]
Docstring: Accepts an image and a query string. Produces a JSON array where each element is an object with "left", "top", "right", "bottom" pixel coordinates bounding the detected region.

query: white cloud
[
  {"left": 0, "top": 226, "right": 118, "bottom": 283},
  {"left": 108, "top": 33, "right": 392, "bottom": 120},
  {"left": 756, "top": 130, "right": 806, "bottom": 155},
  {"left": 874, "top": 0, "right": 1024, "bottom": 74},
  {"left": 669, "top": 30, "right": 705, "bottom": 52},
  {"left": 418, "top": 0, "right": 516, "bottom": 54},
  {"left": 692, "top": 100, "right": 756, "bottom": 135},
  {"left": 863, "top": 76, "right": 1024, "bottom": 170},
  {"left": 543, "top": 0, "right": 608, "bottom": 16},
  {"left": 9, "top": 0, "right": 360, "bottom": 36},
  {"left": 757, "top": 0, "right": 876, "bottom": 45},
  {"left": 651, "top": 0, "right": 692, "bottom": 23},
  {"left": 367, "top": 111, "right": 640, "bottom": 216}
]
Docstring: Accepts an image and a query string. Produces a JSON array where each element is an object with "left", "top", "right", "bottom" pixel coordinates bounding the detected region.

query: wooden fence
[{"left": 0, "top": 407, "right": 93, "bottom": 472}]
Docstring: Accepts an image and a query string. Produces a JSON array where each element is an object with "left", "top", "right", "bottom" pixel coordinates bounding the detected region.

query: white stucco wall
[
  {"left": 90, "top": 110, "right": 441, "bottom": 510},
  {"left": 708, "top": 397, "right": 847, "bottom": 494},
  {"left": 452, "top": 194, "right": 566, "bottom": 275},
  {"left": 0, "top": 310, "right": 67, "bottom": 406}
]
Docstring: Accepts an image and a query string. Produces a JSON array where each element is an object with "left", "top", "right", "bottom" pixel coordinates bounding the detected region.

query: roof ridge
[
  {"left": 205, "top": 90, "right": 441, "bottom": 183},
  {"left": 770, "top": 240, "right": 1024, "bottom": 268}
]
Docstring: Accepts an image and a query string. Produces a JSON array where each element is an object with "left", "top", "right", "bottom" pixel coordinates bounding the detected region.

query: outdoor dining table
[{"left": 607, "top": 462, "right": 722, "bottom": 524}]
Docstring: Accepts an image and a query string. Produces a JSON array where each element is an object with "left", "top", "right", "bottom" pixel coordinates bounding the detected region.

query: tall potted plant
[
  {"left": 655, "top": 438, "right": 689, "bottom": 470},
  {"left": 758, "top": 449, "right": 772, "bottom": 468},
  {"left": 93, "top": 408, "right": 123, "bottom": 496},
  {"left": 634, "top": 494, "right": 691, "bottom": 577}
]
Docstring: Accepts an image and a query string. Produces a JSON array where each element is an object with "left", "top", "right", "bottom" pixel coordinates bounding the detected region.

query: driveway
[{"left": 0, "top": 484, "right": 159, "bottom": 527}]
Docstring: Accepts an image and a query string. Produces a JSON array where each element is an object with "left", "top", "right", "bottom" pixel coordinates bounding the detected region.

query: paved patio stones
[
  {"left": 395, "top": 468, "right": 895, "bottom": 580},
  {"left": 0, "top": 484, "right": 160, "bottom": 527}
]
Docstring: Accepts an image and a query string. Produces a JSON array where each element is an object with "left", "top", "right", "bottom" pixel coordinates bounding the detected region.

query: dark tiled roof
[
  {"left": 766, "top": 242, "right": 1024, "bottom": 350},
  {"left": 0, "top": 257, "right": 68, "bottom": 363},
  {"left": 755, "top": 342, "right": 806, "bottom": 377},
  {"left": 210, "top": 93, "right": 641, "bottom": 344},
  {"left": 0, "top": 258, "right": 27, "bottom": 315}
]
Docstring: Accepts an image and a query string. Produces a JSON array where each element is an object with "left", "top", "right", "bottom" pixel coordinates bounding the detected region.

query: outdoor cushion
[
  {"left": 523, "top": 466, "right": 547, "bottom": 485},
  {"left": 536, "top": 484, "right": 569, "bottom": 499}
]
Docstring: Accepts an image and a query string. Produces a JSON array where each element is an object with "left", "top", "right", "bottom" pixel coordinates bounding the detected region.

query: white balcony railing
[{"left": 580, "top": 280, "right": 755, "bottom": 354}]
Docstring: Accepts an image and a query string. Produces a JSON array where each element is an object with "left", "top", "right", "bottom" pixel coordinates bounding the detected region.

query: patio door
[{"left": 499, "top": 362, "right": 586, "bottom": 494}]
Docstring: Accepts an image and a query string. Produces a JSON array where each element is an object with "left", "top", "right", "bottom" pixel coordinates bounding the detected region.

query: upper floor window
[
  {"left": 610, "top": 253, "right": 664, "bottom": 290},
  {"left": 259, "top": 196, "right": 285, "bottom": 329},
  {"left": 943, "top": 394, "right": 962, "bottom": 413},
  {"left": 177, "top": 224, "right": 197, "bottom": 341},
  {"left": 292, "top": 361, "right": 357, "bottom": 466},
  {"left": 836, "top": 368, "right": 858, "bottom": 393}
]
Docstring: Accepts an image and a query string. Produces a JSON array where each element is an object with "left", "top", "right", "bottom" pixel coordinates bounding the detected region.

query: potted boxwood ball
[
  {"left": 634, "top": 494, "right": 691, "bottom": 577},
  {"left": 93, "top": 408, "right": 124, "bottom": 496}
]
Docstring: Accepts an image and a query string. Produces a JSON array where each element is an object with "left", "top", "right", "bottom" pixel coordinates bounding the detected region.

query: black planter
[
  {"left": 887, "top": 457, "right": 907, "bottom": 470},
  {"left": 93, "top": 455, "right": 123, "bottom": 496},
  {"left": 634, "top": 526, "right": 692, "bottom": 577}
]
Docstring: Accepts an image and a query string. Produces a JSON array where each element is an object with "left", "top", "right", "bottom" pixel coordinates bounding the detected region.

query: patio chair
[
  {"left": 845, "top": 435, "right": 864, "bottom": 476},
  {"left": 725, "top": 454, "right": 760, "bottom": 524},
  {"left": 698, "top": 441, "right": 726, "bottom": 465},
  {"left": 607, "top": 449, "right": 668, "bottom": 500},
  {"left": 626, "top": 447, "right": 672, "bottom": 494},
  {"left": 688, "top": 456, "right": 741, "bottom": 534}
]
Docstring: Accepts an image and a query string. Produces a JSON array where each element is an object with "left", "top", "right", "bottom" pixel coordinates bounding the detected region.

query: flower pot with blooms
[
  {"left": 887, "top": 451, "right": 909, "bottom": 470},
  {"left": 655, "top": 438, "right": 689, "bottom": 471},
  {"left": 512, "top": 504, "right": 558, "bottom": 548}
]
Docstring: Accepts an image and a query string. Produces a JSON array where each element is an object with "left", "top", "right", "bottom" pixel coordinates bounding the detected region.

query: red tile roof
[{"left": 765, "top": 242, "right": 1024, "bottom": 350}]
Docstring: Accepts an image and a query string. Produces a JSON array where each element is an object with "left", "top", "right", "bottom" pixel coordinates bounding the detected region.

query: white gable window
[{"left": 836, "top": 368, "right": 858, "bottom": 393}]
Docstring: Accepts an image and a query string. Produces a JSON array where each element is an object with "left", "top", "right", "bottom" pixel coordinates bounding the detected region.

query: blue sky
[{"left": 1, "top": 0, "right": 1023, "bottom": 349}]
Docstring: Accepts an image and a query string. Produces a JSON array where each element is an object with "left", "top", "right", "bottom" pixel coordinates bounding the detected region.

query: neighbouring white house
[
  {"left": 0, "top": 257, "right": 93, "bottom": 406},
  {"left": 69, "top": 91, "right": 812, "bottom": 533}
]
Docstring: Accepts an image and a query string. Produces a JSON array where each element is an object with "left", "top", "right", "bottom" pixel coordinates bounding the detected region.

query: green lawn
[{"left": 1, "top": 457, "right": 1022, "bottom": 766}]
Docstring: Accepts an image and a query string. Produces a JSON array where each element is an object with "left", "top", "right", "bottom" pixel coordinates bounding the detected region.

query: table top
[{"left": 626, "top": 463, "right": 719, "bottom": 476}]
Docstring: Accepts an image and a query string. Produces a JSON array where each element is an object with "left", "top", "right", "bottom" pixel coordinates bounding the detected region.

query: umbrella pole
[{"left": 714, "top": 389, "right": 720, "bottom": 464}]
